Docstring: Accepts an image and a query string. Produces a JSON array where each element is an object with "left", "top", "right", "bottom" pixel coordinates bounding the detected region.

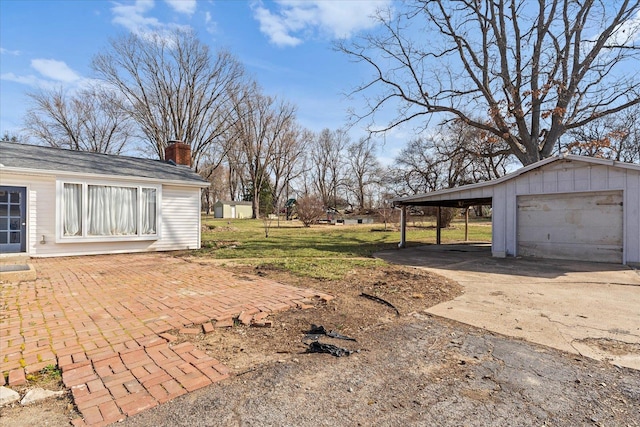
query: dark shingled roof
[{"left": 0, "top": 142, "right": 207, "bottom": 185}]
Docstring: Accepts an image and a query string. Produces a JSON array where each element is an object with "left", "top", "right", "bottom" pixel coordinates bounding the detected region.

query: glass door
[{"left": 0, "top": 186, "right": 27, "bottom": 253}]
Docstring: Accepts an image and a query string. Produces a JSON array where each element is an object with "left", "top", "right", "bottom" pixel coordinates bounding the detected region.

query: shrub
[
  {"left": 423, "top": 206, "right": 459, "bottom": 228},
  {"left": 296, "top": 195, "right": 326, "bottom": 227}
]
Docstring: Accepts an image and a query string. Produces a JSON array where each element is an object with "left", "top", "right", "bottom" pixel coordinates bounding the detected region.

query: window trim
[{"left": 56, "top": 179, "right": 161, "bottom": 243}]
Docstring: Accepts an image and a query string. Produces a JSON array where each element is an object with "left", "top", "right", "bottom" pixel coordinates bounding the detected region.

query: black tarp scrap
[
  {"left": 306, "top": 341, "right": 357, "bottom": 357},
  {"left": 304, "top": 324, "right": 357, "bottom": 342},
  {"left": 303, "top": 324, "right": 359, "bottom": 357}
]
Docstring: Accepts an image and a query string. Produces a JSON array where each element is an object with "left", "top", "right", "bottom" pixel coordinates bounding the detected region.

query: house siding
[
  {"left": 155, "top": 185, "right": 201, "bottom": 251},
  {"left": 0, "top": 171, "right": 202, "bottom": 257}
]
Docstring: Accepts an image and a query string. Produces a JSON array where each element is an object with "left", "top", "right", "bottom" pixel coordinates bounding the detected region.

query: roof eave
[
  {"left": 392, "top": 155, "right": 640, "bottom": 205},
  {"left": 0, "top": 166, "right": 210, "bottom": 188}
]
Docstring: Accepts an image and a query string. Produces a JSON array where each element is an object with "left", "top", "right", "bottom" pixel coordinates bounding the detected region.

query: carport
[{"left": 393, "top": 154, "right": 640, "bottom": 265}]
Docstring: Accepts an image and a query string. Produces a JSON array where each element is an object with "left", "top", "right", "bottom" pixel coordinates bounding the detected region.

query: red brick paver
[{"left": 0, "top": 253, "right": 332, "bottom": 425}]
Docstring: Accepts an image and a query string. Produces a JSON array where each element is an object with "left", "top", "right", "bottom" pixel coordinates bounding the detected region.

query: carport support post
[
  {"left": 464, "top": 207, "right": 469, "bottom": 242},
  {"left": 398, "top": 205, "right": 406, "bottom": 248},
  {"left": 436, "top": 206, "right": 441, "bottom": 245}
]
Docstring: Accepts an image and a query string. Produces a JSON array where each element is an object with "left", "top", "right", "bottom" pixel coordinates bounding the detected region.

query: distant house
[
  {"left": 0, "top": 141, "right": 209, "bottom": 257},
  {"left": 213, "top": 200, "right": 252, "bottom": 219},
  {"left": 393, "top": 155, "right": 640, "bottom": 265}
]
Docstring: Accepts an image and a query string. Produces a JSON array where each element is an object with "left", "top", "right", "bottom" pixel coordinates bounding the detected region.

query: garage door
[{"left": 517, "top": 191, "right": 623, "bottom": 263}]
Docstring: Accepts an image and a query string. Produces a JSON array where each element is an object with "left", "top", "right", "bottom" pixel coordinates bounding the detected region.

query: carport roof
[{"left": 392, "top": 154, "right": 640, "bottom": 207}]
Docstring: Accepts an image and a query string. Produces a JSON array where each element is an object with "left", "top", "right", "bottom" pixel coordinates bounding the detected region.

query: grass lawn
[{"left": 197, "top": 216, "right": 492, "bottom": 280}]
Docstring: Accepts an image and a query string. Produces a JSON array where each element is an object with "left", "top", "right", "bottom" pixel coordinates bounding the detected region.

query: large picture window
[{"left": 60, "top": 182, "right": 159, "bottom": 241}]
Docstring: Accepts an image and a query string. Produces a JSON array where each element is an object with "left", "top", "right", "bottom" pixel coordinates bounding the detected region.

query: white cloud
[
  {"left": 31, "top": 59, "right": 81, "bottom": 83},
  {"left": 253, "top": 5, "right": 303, "bottom": 47},
  {"left": 1, "top": 59, "right": 89, "bottom": 90},
  {"left": 111, "top": 0, "right": 163, "bottom": 34},
  {"left": 111, "top": 0, "right": 191, "bottom": 42},
  {"left": 252, "top": 0, "right": 392, "bottom": 47},
  {"left": 165, "top": 0, "right": 196, "bottom": 15},
  {"left": 609, "top": 10, "right": 640, "bottom": 46},
  {"left": 0, "top": 47, "right": 21, "bottom": 56},
  {"left": 204, "top": 10, "right": 217, "bottom": 34},
  {"left": 0, "top": 72, "right": 53, "bottom": 88}
]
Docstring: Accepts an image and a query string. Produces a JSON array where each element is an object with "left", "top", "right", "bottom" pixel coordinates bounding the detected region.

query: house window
[
  {"left": 63, "top": 184, "right": 82, "bottom": 236},
  {"left": 59, "top": 182, "right": 159, "bottom": 241},
  {"left": 141, "top": 188, "right": 156, "bottom": 234},
  {"left": 88, "top": 185, "right": 138, "bottom": 236}
]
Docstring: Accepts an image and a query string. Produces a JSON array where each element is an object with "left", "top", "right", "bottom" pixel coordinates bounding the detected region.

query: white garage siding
[
  {"left": 492, "top": 160, "right": 640, "bottom": 264},
  {"left": 516, "top": 191, "right": 623, "bottom": 263}
]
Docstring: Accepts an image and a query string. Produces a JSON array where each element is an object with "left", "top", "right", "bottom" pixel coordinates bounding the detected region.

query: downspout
[{"left": 398, "top": 205, "right": 407, "bottom": 248}]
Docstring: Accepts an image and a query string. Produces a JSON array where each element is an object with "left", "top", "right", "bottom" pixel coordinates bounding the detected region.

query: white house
[
  {"left": 393, "top": 155, "right": 640, "bottom": 265},
  {"left": 0, "top": 141, "right": 209, "bottom": 257}
]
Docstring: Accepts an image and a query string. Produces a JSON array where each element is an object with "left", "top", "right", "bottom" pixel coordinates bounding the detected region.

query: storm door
[{"left": 0, "top": 186, "right": 27, "bottom": 253}]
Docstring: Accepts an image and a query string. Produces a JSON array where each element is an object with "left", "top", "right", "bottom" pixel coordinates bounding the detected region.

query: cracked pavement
[
  {"left": 375, "top": 244, "right": 640, "bottom": 370},
  {"left": 120, "top": 315, "right": 640, "bottom": 427}
]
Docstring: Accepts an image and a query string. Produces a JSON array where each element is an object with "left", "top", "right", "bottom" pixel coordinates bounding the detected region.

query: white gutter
[{"left": 0, "top": 166, "right": 210, "bottom": 188}]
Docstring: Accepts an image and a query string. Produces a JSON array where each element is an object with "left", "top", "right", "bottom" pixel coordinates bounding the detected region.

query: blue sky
[{"left": 0, "top": 0, "right": 403, "bottom": 163}]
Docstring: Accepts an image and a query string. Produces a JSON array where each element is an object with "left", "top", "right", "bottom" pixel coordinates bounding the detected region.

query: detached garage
[
  {"left": 213, "top": 200, "right": 252, "bottom": 219},
  {"left": 393, "top": 155, "right": 640, "bottom": 265}
]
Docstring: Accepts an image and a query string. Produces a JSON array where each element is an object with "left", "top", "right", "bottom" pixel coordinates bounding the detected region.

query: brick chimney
[{"left": 165, "top": 140, "right": 191, "bottom": 167}]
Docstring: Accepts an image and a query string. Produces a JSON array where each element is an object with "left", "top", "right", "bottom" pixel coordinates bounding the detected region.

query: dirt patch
[
  {"left": 201, "top": 224, "right": 239, "bottom": 233},
  {"left": 579, "top": 338, "right": 640, "bottom": 356},
  {"left": 200, "top": 240, "right": 241, "bottom": 250},
  {"left": 176, "top": 264, "right": 461, "bottom": 373},
  {"left": 0, "top": 366, "right": 78, "bottom": 426}
]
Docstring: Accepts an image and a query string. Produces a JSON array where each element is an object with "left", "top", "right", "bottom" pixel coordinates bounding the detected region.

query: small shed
[
  {"left": 0, "top": 141, "right": 209, "bottom": 257},
  {"left": 213, "top": 200, "right": 252, "bottom": 219},
  {"left": 393, "top": 155, "right": 640, "bottom": 265}
]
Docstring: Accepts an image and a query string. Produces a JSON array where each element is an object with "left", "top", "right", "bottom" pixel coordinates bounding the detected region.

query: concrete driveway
[{"left": 376, "top": 244, "right": 640, "bottom": 370}]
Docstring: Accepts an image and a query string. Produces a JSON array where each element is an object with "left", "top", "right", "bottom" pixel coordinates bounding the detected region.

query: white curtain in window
[
  {"left": 63, "top": 184, "right": 82, "bottom": 236},
  {"left": 87, "top": 186, "right": 137, "bottom": 235},
  {"left": 141, "top": 188, "right": 157, "bottom": 234}
]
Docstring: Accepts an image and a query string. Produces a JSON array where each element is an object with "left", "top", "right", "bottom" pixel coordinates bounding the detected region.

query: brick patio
[{"left": 0, "top": 253, "right": 332, "bottom": 426}]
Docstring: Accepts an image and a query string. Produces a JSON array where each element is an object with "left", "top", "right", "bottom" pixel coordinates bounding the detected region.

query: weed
[{"left": 41, "top": 364, "right": 62, "bottom": 380}]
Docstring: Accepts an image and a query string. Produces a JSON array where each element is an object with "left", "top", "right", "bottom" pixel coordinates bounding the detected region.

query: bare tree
[
  {"left": 199, "top": 164, "right": 229, "bottom": 215},
  {"left": 0, "top": 131, "right": 23, "bottom": 143},
  {"left": 392, "top": 120, "right": 514, "bottom": 196},
  {"left": 345, "top": 137, "right": 383, "bottom": 213},
  {"left": 93, "top": 28, "right": 245, "bottom": 170},
  {"left": 393, "top": 137, "right": 444, "bottom": 195},
  {"left": 437, "top": 120, "right": 514, "bottom": 186},
  {"left": 340, "top": 1, "right": 640, "bottom": 166},
  {"left": 269, "top": 125, "right": 309, "bottom": 215},
  {"left": 310, "top": 128, "right": 348, "bottom": 208},
  {"left": 230, "top": 82, "right": 297, "bottom": 218},
  {"left": 24, "top": 86, "right": 132, "bottom": 154},
  {"left": 563, "top": 106, "right": 640, "bottom": 163}
]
